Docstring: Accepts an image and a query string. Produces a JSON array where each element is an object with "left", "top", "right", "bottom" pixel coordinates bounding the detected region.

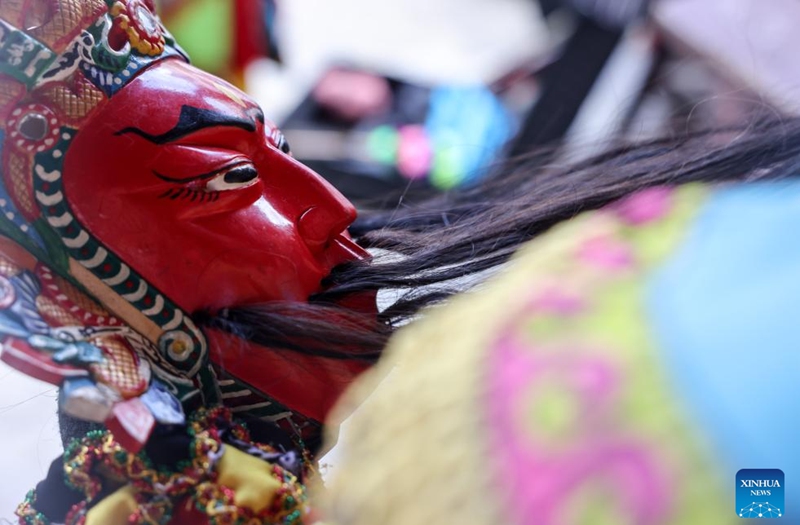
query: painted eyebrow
[{"left": 115, "top": 105, "right": 264, "bottom": 144}]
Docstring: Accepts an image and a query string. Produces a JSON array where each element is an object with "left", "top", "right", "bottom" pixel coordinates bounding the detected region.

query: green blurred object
[
  {"left": 163, "top": 0, "right": 232, "bottom": 75},
  {"left": 367, "top": 125, "right": 399, "bottom": 165},
  {"left": 431, "top": 145, "right": 464, "bottom": 190},
  {"left": 156, "top": 0, "right": 280, "bottom": 87}
]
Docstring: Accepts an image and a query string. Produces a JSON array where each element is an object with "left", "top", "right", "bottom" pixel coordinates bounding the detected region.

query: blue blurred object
[
  {"left": 425, "top": 86, "right": 514, "bottom": 189},
  {"left": 648, "top": 181, "right": 800, "bottom": 520}
]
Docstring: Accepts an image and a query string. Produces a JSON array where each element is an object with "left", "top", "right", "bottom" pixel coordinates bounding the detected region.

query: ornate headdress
[
  {"left": 0, "top": 0, "right": 360, "bottom": 454},
  {"left": 0, "top": 0, "right": 212, "bottom": 448},
  {"left": 1, "top": 2, "right": 367, "bottom": 522}
]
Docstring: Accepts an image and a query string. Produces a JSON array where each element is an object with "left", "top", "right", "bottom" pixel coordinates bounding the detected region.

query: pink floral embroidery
[
  {"left": 612, "top": 187, "right": 674, "bottom": 225},
  {"left": 485, "top": 339, "right": 670, "bottom": 525},
  {"left": 528, "top": 287, "right": 585, "bottom": 316},
  {"left": 578, "top": 235, "right": 634, "bottom": 271},
  {"left": 483, "top": 271, "right": 670, "bottom": 524}
]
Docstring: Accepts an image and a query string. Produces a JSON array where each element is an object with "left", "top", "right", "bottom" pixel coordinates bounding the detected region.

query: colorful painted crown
[
  {"left": 1, "top": 0, "right": 187, "bottom": 252},
  {"left": 0, "top": 0, "right": 225, "bottom": 451}
]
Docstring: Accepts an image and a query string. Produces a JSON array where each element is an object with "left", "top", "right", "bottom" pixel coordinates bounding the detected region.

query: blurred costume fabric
[{"left": 320, "top": 182, "right": 800, "bottom": 525}]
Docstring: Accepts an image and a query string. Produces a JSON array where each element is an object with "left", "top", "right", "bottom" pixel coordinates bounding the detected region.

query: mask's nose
[
  {"left": 263, "top": 148, "right": 357, "bottom": 256},
  {"left": 298, "top": 205, "right": 353, "bottom": 253}
]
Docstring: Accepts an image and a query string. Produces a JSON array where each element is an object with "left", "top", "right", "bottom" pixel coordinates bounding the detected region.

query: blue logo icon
[{"left": 737, "top": 469, "right": 784, "bottom": 518}]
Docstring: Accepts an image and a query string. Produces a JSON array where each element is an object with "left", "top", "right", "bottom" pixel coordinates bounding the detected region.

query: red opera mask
[
  {"left": 65, "top": 58, "right": 368, "bottom": 314},
  {"left": 0, "top": 0, "right": 375, "bottom": 451}
]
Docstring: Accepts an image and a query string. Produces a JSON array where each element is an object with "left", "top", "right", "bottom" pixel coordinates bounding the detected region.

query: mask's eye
[
  {"left": 272, "top": 129, "right": 291, "bottom": 155},
  {"left": 206, "top": 163, "right": 259, "bottom": 192}
]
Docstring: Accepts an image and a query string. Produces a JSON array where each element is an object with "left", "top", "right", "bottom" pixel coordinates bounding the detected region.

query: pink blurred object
[
  {"left": 313, "top": 69, "right": 392, "bottom": 123},
  {"left": 397, "top": 125, "right": 433, "bottom": 180},
  {"left": 578, "top": 236, "right": 635, "bottom": 271},
  {"left": 612, "top": 187, "right": 674, "bottom": 225}
]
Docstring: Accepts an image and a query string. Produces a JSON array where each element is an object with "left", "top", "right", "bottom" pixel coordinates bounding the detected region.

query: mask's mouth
[
  {"left": 193, "top": 229, "right": 380, "bottom": 361},
  {"left": 197, "top": 285, "right": 385, "bottom": 364},
  {"left": 316, "top": 234, "right": 377, "bottom": 318},
  {"left": 320, "top": 232, "right": 371, "bottom": 271}
]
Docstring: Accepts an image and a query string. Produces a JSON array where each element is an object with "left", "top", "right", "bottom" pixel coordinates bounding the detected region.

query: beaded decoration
[{"left": 16, "top": 408, "right": 310, "bottom": 525}]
